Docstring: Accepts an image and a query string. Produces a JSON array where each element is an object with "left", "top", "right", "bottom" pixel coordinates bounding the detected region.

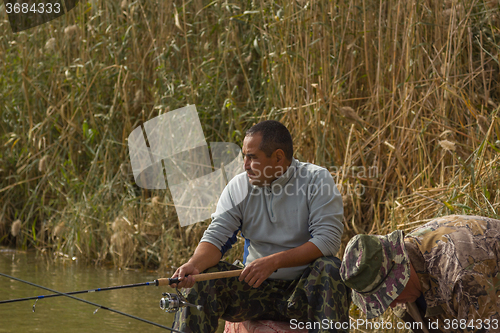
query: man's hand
[
  {"left": 171, "top": 262, "right": 200, "bottom": 289},
  {"left": 170, "top": 242, "right": 221, "bottom": 289},
  {"left": 239, "top": 256, "right": 277, "bottom": 288},
  {"left": 239, "top": 242, "right": 324, "bottom": 288}
]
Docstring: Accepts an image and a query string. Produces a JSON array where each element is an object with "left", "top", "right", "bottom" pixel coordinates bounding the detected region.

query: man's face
[{"left": 242, "top": 134, "right": 283, "bottom": 187}]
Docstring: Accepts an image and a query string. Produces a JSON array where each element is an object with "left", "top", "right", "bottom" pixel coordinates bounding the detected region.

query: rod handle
[
  {"left": 193, "top": 269, "right": 243, "bottom": 282},
  {"left": 155, "top": 269, "right": 243, "bottom": 287}
]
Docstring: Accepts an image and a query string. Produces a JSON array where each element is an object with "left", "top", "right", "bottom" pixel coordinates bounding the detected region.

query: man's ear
[{"left": 274, "top": 149, "right": 286, "bottom": 165}]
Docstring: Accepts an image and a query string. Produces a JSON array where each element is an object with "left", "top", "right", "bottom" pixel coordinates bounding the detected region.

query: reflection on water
[{"left": 0, "top": 249, "right": 177, "bottom": 333}]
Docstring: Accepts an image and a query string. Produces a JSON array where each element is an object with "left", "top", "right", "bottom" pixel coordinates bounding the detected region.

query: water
[{"left": 0, "top": 249, "right": 179, "bottom": 333}]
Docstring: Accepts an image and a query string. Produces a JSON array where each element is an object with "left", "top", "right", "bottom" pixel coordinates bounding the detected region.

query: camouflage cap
[{"left": 340, "top": 230, "right": 410, "bottom": 319}]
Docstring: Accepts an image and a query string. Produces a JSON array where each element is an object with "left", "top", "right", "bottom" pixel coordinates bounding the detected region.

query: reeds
[{"left": 0, "top": 0, "right": 499, "bottom": 329}]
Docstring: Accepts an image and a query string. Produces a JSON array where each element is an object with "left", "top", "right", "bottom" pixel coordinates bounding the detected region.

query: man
[
  {"left": 340, "top": 215, "right": 500, "bottom": 333},
  {"left": 171, "top": 120, "right": 350, "bottom": 333}
]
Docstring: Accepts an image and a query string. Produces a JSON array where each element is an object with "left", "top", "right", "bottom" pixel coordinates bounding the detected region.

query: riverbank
[{"left": 1, "top": 2, "right": 499, "bottom": 330}]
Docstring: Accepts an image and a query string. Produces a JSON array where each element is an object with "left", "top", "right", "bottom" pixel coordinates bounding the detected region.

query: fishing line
[{"left": 0, "top": 272, "right": 183, "bottom": 333}]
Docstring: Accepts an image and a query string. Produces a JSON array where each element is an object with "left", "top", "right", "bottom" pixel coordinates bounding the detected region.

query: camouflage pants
[{"left": 172, "top": 256, "right": 351, "bottom": 333}]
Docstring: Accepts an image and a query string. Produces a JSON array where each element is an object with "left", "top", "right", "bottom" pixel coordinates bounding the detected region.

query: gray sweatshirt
[{"left": 200, "top": 158, "right": 344, "bottom": 280}]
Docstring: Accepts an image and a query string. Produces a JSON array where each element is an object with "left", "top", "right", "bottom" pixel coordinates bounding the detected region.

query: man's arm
[
  {"left": 170, "top": 242, "right": 222, "bottom": 288},
  {"left": 452, "top": 274, "right": 500, "bottom": 332},
  {"left": 171, "top": 176, "right": 246, "bottom": 288},
  {"left": 239, "top": 242, "right": 323, "bottom": 288},
  {"left": 307, "top": 168, "right": 344, "bottom": 257}
]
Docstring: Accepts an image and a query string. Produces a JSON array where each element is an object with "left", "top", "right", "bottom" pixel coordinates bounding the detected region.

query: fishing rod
[
  {"left": 0, "top": 269, "right": 243, "bottom": 305},
  {"left": 0, "top": 272, "right": 182, "bottom": 332},
  {"left": 0, "top": 269, "right": 242, "bottom": 331},
  {"left": 0, "top": 279, "right": 158, "bottom": 304}
]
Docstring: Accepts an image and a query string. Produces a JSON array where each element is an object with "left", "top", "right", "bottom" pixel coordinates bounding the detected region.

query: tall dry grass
[{"left": 0, "top": 0, "right": 499, "bottom": 330}]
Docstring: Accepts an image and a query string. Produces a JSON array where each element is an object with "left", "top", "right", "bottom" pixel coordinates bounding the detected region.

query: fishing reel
[{"left": 159, "top": 289, "right": 203, "bottom": 313}]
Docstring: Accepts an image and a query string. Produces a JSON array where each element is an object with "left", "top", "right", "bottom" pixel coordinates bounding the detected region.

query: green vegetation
[{"left": 0, "top": 0, "right": 499, "bottom": 329}]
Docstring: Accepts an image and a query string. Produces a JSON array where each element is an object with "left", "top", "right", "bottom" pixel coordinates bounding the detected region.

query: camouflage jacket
[{"left": 396, "top": 215, "right": 500, "bottom": 333}]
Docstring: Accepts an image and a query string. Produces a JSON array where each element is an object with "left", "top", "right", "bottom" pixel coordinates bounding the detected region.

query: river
[{"left": 0, "top": 248, "right": 223, "bottom": 333}]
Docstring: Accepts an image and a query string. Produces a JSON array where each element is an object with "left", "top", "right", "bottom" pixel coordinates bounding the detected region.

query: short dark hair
[{"left": 246, "top": 120, "right": 293, "bottom": 160}]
